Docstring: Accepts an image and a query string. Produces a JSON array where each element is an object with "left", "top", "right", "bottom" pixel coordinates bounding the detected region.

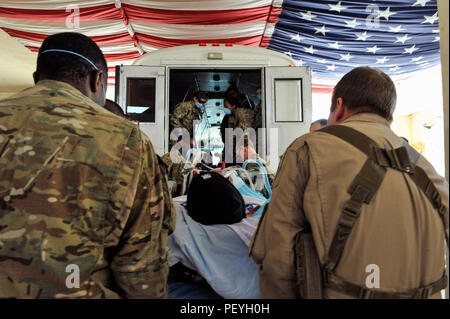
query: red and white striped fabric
[{"left": 0, "top": 0, "right": 284, "bottom": 87}]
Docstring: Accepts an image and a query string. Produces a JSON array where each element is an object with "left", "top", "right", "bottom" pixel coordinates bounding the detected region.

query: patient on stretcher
[
  {"left": 168, "top": 204, "right": 261, "bottom": 299},
  {"left": 168, "top": 159, "right": 272, "bottom": 299}
]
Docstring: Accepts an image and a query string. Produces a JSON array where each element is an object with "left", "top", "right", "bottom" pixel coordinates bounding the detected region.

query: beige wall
[
  {"left": 411, "top": 109, "right": 446, "bottom": 176},
  {"left": 392, "top": 110, "right": 446, "bottom": 177},
  {"left": 0, "top": 29, "right": 36, "bottom": 100},
  {"left": 391, "top": 114, "right": 412, "bottom": 142}
]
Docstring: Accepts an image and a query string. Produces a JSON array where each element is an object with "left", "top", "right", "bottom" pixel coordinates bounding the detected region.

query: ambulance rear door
[
  {"left": 264, "top": 66, "right": 312, "bottom": 169},
  {"left": 115, "top": 65, "right": 166, "bottom": 155}
]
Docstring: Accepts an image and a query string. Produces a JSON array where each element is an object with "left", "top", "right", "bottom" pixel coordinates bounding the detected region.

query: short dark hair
[
  {"left": 331, "top": 67, "right": 396, "bottom": 122},
  {"left": 193, "top": 91, "right": 207, "bottom": 100},
  {"left": 312, "top": 119, "right": 328, "bottom": 126},
  {"left": 224, "top": 97, "right": 239, "bottom": 108},
  {"left": 36, "top": 32, "right": 108, "bottom": 86},
  {"left": 226, "top": 84, "right": 239, "bottom": 93},
  {"left": 226, "top": 84, "right": 241, "bottom": 98},
  {"left": 104, "top": 99, "right": 125, "bottom": 117}
]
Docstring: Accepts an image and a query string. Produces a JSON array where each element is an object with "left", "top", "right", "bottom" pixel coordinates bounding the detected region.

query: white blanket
[{"left": 168, "top": 204, "right": 261, "bottom": 299}]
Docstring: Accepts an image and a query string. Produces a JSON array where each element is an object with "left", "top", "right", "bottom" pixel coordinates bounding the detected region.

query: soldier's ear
[
  {"left": 333, "top": 97, "right": 346, "bottom": 123},
  {"left": 89, "top": 70, "right": 104, "bottom": 93},
  {"left": 88, "top": 70, "right": 106, "bottom": 106}
]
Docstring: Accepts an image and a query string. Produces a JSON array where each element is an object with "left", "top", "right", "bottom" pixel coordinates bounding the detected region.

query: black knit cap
[{"left": 187, "top": 172, "right": 245, "bottom": 225}]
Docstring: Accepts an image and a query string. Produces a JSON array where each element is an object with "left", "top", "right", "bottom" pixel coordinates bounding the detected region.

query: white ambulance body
[{"left": 115, "top": 44, "right": 312, "bottom": 169}]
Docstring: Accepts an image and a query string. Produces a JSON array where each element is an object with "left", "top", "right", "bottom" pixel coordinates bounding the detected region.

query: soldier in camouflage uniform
[
  {"left": 0, "top": 32, "right": 175, "bottom": 299},
  {"left": 160, "top": 149, "right": 188, "bottom": 197},
  {"left": 253, "top": 87, "right": 263, "bottom": 129},
  {"left": 220, "top": 96, "right": 255, "bottom": 140},
  {"left": 104, "top": 98, "right": 129, "bottom": 120},
  {"left": 220, "top": 96, "right": 255, "bottom": 164},
  {"left": 169, "top": 91, "right": 207, "bottom": 149}
]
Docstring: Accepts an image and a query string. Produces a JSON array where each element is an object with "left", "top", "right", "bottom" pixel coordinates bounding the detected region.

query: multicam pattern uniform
[
  {"left": 220, "top": 108, "right": 255, "bottom": 144},
  {"left": 227, "top": 108, "right": 255, "bottom": 131},
  {"left": 253, "top": 101, "right": 262, "bottom": 129},
  {"left": 160, "top": 150, "right": 187, "bottom": 197},
  {"left": 0, "top": 80, "right": 175, "bottom": 299},
  {"left": 169, "top": 101, "right": 202, "bottom": 142}
]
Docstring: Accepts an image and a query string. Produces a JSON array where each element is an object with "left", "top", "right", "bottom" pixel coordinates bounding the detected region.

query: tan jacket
[{"left": 250, "top": 113, "right": 449, "bottom": 299}]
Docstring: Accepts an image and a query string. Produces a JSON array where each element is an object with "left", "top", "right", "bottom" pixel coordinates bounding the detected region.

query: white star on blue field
[{"left": 268, "top": 0, "right": 441, "bottom": 77}]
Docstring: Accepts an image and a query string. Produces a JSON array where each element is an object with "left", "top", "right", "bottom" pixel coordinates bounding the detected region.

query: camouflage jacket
[
  {"left": 0, "top": 80, "right": 175, "bottom": 299},
  {"left": 227, "top": 108, "right": 255, "bottom": 131},
  {"left": 169, "top": 101, "right": 202, "bottom": 140},
  {"left": 160, "top": 150, "right": 187, "bottom": 197},
  {"left": 253, "top": 102, "right": 262, "bottom": 129},
  {"left": 220, "top": 108, "right": 255, "bottom": 143}
]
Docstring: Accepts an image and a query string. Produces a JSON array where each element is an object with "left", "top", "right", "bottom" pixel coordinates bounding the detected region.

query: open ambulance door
[
  {"left": 264, "top": 66, "right": 312, "bottom": 170},
  {"left": 115, "top": 65, "right": 166, "bottom": 155}
]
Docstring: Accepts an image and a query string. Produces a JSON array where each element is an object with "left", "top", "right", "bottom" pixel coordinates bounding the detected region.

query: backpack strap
[
  {"left": 318, "top": 125, "right": 448, "bottom": 298},
  {"left": 319, "top": 125, "right": 387, "bottom": 272},
  {"left": 402, "top": 143, "right": 448, "bottom": 246},
  {"left": 320, "top": 125, "right": 448, "bottom": 245}
]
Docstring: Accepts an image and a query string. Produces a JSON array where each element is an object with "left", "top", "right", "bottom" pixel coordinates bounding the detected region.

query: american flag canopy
[
  {"left": 0, "top": 0, "right": 441, "bottom": 84},
  {"left": 269, "top": 0, "right": 441, "bottom": 77}
]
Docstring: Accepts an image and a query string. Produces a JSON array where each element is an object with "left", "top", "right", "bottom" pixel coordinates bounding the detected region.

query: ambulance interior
[
  {"left": 123, "top": 68, "right": 262, "bottom": 161},
  {"left": 168, "top": 68, "right": 262, "bottom": 162}
]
